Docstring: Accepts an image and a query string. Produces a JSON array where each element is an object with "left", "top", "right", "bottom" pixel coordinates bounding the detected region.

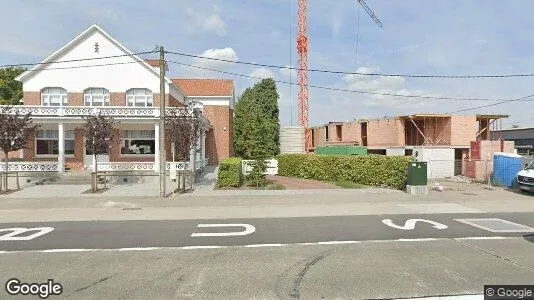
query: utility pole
[{"left": 159, "top": 46, "right": 166, "bottom": 198}]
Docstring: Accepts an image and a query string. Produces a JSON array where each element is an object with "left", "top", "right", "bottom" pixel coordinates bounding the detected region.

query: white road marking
[
  {"left": 382, "top": 219, "right": 448, "bottom": 230},
  {"left": 245, "top": 244, "right": 283, "bottom": 248},
  {"left": 191, "top": 224, "right": 256, "bottom": 237},
  {"left": 317, "top": 241, "right": 361, "bottom": 245},
  {"left": 0, "top": 236, "right": 518, "bottom": 254},
  {"left": 454, "top": 218, "right": 534, "bottom": 233},
  {"left": 396, "top": 238, "right": 439, "bottom": 242},
  {"left": 41, "top": 249, "right": 94, "bottom": 253},
  {"left": 118, "top": 247, "right": 160, "bottom": 251},
  {"left": 455, "top": 236, "right": 507, "bottom": 240},
  {"left": 182, "top": 246, "right": 228, "bottom": 250},
  {"left": 0, "top": 227, "right": 54, "bottom": 241}
]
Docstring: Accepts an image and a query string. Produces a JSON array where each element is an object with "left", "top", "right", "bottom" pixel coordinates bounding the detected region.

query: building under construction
[{"left": 309, "top": 114, "right": 515, "bottom": 180}]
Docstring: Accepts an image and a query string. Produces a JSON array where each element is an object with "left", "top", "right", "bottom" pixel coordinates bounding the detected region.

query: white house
[{"left": 0, "top": 24, "right": 235, "bottom": 174}]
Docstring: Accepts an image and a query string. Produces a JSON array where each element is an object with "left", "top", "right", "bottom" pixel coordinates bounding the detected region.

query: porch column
[
  {"left": 201, "top": 130, "right": 206, "bottom": 164},
  {"left": 58, "top": 122, "right": 65, "bottom": 174},
  {"left": 154, "top": 122, "right": 160, "bottom": 173},
  {"left": 189, "top": 141, "right": 196, "bottom": 172}
]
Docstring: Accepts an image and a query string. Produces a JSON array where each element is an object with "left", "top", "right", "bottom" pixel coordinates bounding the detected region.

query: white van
[{"left": 517, "top": 161, "right": 534, "bottom": 192}]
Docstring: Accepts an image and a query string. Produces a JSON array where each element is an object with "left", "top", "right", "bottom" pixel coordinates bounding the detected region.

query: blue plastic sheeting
[{"left": 493, "top": 153, "right": 523, "bottom": 188}]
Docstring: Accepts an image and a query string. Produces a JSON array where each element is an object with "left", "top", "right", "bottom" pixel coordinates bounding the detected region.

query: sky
[{"left": 1, "top": 0, "right": 534, "bottom": 129}]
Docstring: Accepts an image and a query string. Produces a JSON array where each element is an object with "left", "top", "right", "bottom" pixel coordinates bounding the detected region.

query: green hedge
[
  {"left": 277, "top": 154, "right": 412, "bottom": 189},
  {"left": 217, "top": 157, "right": 243, "bottom": 187}
]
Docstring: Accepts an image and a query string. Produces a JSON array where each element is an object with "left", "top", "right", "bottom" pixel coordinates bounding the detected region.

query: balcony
[{"left": 0, "top": 105, "right": 210, "bottom": 126}]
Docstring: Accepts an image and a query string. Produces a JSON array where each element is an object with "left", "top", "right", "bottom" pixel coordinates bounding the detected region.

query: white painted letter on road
[
  {"left": 381, "top": 219, "right": 448, "bottom": 230},
  {"left": 0, "top": 227, "right": 54, "bottom": 241},
  {"left": 191, "top": 224, "right": 256, "bottom": 237}
]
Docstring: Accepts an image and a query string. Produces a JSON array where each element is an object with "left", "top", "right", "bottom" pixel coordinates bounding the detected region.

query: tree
[
  {"left": 245, "top": 106, "right": 271, "bottom": 187},
  {"left": 233, "top": 87, "right": 255, "bottom": 158},
  {"left": 233, "top": 78, "right": 280, "bottom": 159},
  {"left": 0, "top": 67, "right": 25, "bottom": 105},
  {"left": 80, "top": 113, "right": 118, "bottom": 192},
  {"left": 165, "top": 103, "right": 203, "bottom": 192},
  {"left": 0, "top": 106, "right": 38, "bottom": 192}
]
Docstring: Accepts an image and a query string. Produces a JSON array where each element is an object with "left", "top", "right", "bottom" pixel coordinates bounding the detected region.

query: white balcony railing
[
  {"left": 0, "top": 105, "right": 211, "bottom": 126},
  {"left": 95, "top": 159, "right": 208, "bottom": 172},
  {"left": 0, "top": 162, "right": 58, "bottom": 172}
]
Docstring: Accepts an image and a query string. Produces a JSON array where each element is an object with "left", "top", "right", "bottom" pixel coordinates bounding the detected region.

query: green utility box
[
  {"left": 315, "top": 146, "right": 367, "bottom": 156},
  {"left": 407, "top": 161, "right": 428, "bottom": 186}
]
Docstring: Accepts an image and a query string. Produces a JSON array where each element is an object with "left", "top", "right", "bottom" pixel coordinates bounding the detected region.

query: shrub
[
  {"left": 246, "top": 159, "right": 268, "bottom": 187},
  {"left": 277, "top": 154, "right": 412, "bottom": 190},
  {"left": 217, "top": 157, "right": 244, "bottom": 187}
]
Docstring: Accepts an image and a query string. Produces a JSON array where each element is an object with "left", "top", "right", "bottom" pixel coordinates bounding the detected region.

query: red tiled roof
[
  {"left": 171, "top": 79, "right": 233, "bottom": 97},
  {"left": 145, "top": 59, "right": 160, "bottom": 68}
]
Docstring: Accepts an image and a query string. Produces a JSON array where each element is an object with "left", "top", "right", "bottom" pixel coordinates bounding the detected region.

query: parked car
[{"left": 517, "top": 161, "right": 534, "bottom": 193}]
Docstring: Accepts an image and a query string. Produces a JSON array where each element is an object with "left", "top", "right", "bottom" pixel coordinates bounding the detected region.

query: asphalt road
[{"left": 1, "top": 212, "right": 534, "bottom": 251}]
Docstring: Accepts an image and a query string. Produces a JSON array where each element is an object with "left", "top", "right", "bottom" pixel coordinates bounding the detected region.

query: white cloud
[
  {"left": 192, "top": 47, "right": 239, "bottom": 71},
  {"left": 279, "top": 65, "right": 297, "bottom": 78},
  {"left": 202, "top": 13, "right": 227, "bottom": 36},
  {"left": 185, "top": 7, "right": 227, "bottom": 36},
  {"left": 250, "top": 67, "right": 276, "bottom": 81}
]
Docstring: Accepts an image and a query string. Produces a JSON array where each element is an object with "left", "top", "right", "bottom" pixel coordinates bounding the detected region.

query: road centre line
[{"left": 0, "top": 236, "right": 515, "bottom": 255}]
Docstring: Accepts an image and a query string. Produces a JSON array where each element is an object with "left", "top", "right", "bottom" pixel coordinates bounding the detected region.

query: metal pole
[{"left": 159, "top": 46, "right": 166, "bottom": 198}]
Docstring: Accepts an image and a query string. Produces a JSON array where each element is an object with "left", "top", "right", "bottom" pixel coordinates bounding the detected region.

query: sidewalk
[{"left": 0, "top": 186, "right": 532, "bottom": 223}]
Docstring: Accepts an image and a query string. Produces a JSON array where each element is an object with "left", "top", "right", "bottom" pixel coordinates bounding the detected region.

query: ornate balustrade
[
  {"left": 0, "top": 105, "right": 210, "bottom": 127},
  {"left": 0, "top": 162, "right": 58, "bottom": 172}
]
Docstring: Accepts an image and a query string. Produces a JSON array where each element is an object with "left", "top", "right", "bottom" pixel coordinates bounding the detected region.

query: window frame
[
  {"left": 41, "top": 87, "right": 68, "bottom": 107},
  {"left": 84, "top": 87, "right": 110, "bottom": 107},
  {"left": 120, "top": 130, "right": 156, "bottom": 157},
  {"left": 35, "top": 130, "right": 75, "bottom": 157},
  {"left": 126, "top": 88, "right": 153, "bottom": 107}
]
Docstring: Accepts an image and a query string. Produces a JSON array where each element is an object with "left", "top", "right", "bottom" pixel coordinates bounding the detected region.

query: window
[
  {"left": 41, "top": 87, "right": 68, "bottom": 106},
  {"left": 36, "top": 130, "right": 75, "bottom": 155},
  {"left": 84, "top": 88, "right": 110, "bottom": 106},
  {"left": 126, "top": 88, "right": 153, "bottom": 107},
  {"left": 121, "top": 130, "right": 155, "bottom": 155}
]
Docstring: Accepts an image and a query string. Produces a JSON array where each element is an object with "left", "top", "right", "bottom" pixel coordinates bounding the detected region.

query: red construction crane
[{"left": 297, "top": 0, "right": 382, "bottom": 152}]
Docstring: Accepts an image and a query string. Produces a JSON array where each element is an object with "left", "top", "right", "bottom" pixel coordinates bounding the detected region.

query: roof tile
[{"left": 171, "top": 79, "right": 233, "bottom": 97}]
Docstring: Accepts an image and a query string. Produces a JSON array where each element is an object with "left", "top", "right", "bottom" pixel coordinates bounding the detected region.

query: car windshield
[{"left": 526, "top": 161, "right": 534, "bottom": 170}]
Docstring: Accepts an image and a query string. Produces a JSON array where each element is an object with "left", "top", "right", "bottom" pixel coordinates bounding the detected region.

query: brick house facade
[{"left": 1, "top": 24, "right": 234, "bottom": 172}]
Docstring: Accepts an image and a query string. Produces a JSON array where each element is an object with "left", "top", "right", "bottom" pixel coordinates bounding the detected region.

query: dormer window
[
  {"left": 126, "top": 88, "right": 153, "bottom": 107},
  {"left": 41, "top": 87, "right": 67, "bottom": 106},
  {"left": 84, "top": 88, "right": 110, "bottom": 106}
]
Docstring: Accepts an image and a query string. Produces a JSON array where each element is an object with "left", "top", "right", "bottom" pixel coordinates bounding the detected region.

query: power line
[
  {"left": 165, "top": 50, "right": 534, "bottom": 79},
  {"left": 0, "top": 50, "right": 157, "bottom": 69},
  {"left": 167, "top": 60, "right": 534, "bottom": 102},
  {"left": 448, "top": 93, "right": 534, "bottom": 114},
  {"left": 11, "top": 61, "right": 138, "bottom": 72}
]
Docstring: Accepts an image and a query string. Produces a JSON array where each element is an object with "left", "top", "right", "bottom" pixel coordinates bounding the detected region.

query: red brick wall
[
  {"left": 110, "top": 92, "right": 125, "bottom": 106},
  {"left": 366, "top": 118, "right": 404, "bottom": 147},
  {"left": 68, "top": 93, "right": 83, "bottom": 106},
  {"left": 451, "top": 116, "right": 477, "bottom": 146},
  {"left": 23, "top": 132, "right": 36, "bottom": 160},
  {"left": 23, "top": 92, "right": 40, "bottom": 105},
  {"left": 202, "top": 106, "right": 232, "bottom": 165}
]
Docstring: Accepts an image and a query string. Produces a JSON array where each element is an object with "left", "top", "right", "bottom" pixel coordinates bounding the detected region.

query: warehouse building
[{"left": 492, "top": 127, "right": 534, "bottom": 156}]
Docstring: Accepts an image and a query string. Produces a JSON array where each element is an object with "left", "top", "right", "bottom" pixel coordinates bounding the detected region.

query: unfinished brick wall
[
  {"left": 366, "top": 118, "right": 404, "bottom": 147},
  {"left": 450, "top": 116, "right": 477, "bottom": 146}
]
